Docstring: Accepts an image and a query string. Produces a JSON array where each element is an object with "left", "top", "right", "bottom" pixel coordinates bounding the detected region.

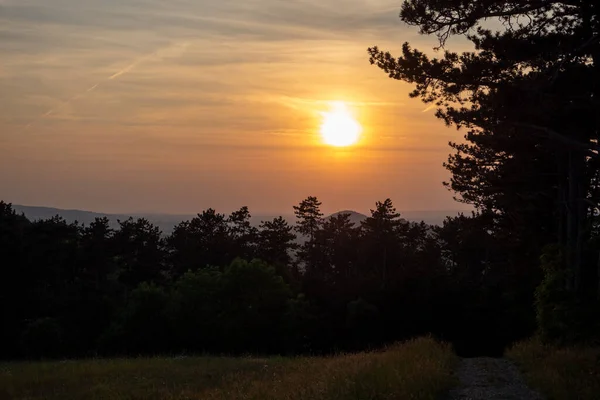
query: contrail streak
[
  {"left": 22, "top": 42, "right": 188, "bottom": 131},
  {"left": 108, "top": 62, "right": 137, "bottom": 80},
  {"left": 422, "top": 104, "right": 436, "bottom": 113}
]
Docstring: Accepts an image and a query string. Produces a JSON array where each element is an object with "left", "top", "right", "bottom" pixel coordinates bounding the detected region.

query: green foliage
[
  {"left": 169, "top": 268, "right": 223, "bottom": 352},
  {"left": 535, "top": 245, "right": 574, "bottom": 344},
  {"left": 220, "top": 259, "right": 292, "bottom": 352},
  {"left": 535, "top": 245, "right": 600, "bottom": 345}
]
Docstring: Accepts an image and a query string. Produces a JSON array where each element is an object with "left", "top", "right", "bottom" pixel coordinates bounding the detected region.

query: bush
[
  {"left": 534, "top": 245, "right": 599, "bottom": 344},
  {"left": 219, "top": 258, "right": 292, "bottom": 353},
  {"left": 169, "top": 268, "right": 223, "bottom": 352},
  {"left": 20, "top": 318, "right": 63, "bottom": 359},
  {"left": 99, "top": 282, "right": 170, "bottom": 355},
  {"left": 346, "top": 298, "right": 381, "bottom": 348}
]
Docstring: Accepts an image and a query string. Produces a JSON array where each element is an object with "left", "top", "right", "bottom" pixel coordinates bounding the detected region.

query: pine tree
[
  {"left": 368, "top": 0, "right": 600, "bottom": 298},
  {"left": 293, "top": 196, "right": 324, "bottom": 274}
]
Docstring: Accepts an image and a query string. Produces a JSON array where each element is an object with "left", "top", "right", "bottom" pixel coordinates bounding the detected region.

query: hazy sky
[{"left": 0, "top": 0, "right": 473, "bottom": 215}]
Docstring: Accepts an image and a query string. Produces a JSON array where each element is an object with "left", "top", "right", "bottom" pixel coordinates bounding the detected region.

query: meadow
[
  {"left": 0, "top": 337, "right": 456, "bottom": 400},
  {"left": 507, "top": 338, "right": 600, "bottom": 400}
]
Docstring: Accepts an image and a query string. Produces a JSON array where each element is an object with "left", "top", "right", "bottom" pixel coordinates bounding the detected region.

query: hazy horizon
[
  {"left": 10, "top": 201, "right": 469, "bottom": 219},
  {"left": 1, "top": 0, "right": 473, "bottom": 215}
]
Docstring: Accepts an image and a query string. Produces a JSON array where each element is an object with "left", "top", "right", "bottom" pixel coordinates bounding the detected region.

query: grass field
[
  {"left": 0, "top": 337, "right": 456, "bottom": 400},
  {"left": 507, "top": 338, "right": 600, "bottom": 400}
]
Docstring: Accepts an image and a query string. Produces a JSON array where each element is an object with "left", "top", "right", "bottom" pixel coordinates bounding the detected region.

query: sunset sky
[{"left": 0, "top": 0, "right": 473, "bottom": 215}]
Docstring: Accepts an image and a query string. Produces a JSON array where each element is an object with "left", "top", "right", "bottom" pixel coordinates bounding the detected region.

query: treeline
[{"left": 1, "top": 198, "right": 534, "bottom": 359}]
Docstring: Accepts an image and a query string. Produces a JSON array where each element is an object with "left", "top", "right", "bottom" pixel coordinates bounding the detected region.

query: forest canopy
[{"left": 0, "top": 198, "right": 530, "bottom": 359}]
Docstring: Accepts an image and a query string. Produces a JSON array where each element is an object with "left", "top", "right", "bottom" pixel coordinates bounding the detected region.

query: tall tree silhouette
[
  {"left": 228, "top": 206, "right": 258, "bottom": 261},
  {"left": 294, "top": 196, "right": 324, "bottom": 274},
  {"left": 360, "top": 199, "right": 403, "bottom": 286},
  {"left": 0, "top": 202, "right": 30, "bottom": 358},
  {"left": 318, "top": 212, "right": 360, "bottom": 285},
  {"left": 81, "top": 217, "right": 114, "bottom": 288},
  {"left": 258, "top": 216, "right": 298, "bottom": 278},
  {"left": 111, "top": 218, "right": 166, "bottom": 289},
  {"left": 368, "top": 0, "right": 600, "bottom": 301},
  {"left": 294, "top": 196, "right": 324, "bottom": 241},
  {"left": 168, "top": 209, "right": 230, "bottom": 275}
]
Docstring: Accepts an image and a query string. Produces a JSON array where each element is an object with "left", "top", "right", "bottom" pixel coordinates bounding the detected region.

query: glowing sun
[{"left": 320, "top": 102, "right": 362, "bottom": 147}]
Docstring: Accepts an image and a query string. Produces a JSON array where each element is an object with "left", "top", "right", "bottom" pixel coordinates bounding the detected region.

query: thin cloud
[
  {"left": 21, "top": 41, "right": 190, "bottom": 130},
  {"left": 276, "top": 95, "right": 404, "bottom": 110}
]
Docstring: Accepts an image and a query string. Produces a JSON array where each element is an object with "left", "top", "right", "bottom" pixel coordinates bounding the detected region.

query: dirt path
[{"left": 446, "top": 357, "right": 544, "bottom": 400}]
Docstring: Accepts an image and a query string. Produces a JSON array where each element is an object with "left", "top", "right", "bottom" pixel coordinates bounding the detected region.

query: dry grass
[
  {"left": 507, "top": 338, "right": 600, "bottom": 400},
  {"left": 0, "top": 337, "right": 456, "bottom": 400}
]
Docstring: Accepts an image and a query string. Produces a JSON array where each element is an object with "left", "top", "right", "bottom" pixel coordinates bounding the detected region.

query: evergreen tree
[
  {"left": 228, "top": 206, "right": 258, "bottom": 261},
  {"left": 293, "top": 196, "right": 324, "bottom": 241},
  {"left": 258, "top": 216, "right": 298, "bottom": 275},
  {"left": 368, "top": 0, "right": 600, "bottom": 300},
  {"left": 293, "top": 196, "right": 324, "bottom": 274},
  {"left": 168, "top": 209, "right": 230, "bottom": 275},
  {"left": 360, "top": 199, "right": 404, "bottom": 285},
  {"left": 318, "top": 213, "right": 360, "bottom": 284},
  {"left": 111, "top": 218, "right": 166, "bottom": 288}
]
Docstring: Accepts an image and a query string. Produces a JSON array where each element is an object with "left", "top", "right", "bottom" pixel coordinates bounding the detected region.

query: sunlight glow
[{"left": 319, "top": 101, "right": 362, "bottom": 147}]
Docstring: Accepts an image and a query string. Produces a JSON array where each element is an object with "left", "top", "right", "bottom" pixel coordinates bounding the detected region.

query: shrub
[
  {"left": 20, "top": 317, "right": 63, "bottom": 359},
  {"left": 99, "top": 282, "right": 170, "bottom": 354}
]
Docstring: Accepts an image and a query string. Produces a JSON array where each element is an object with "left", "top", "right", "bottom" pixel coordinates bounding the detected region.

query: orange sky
[{"left": 0, "top": 0, "right": 473, "bottom": 215}]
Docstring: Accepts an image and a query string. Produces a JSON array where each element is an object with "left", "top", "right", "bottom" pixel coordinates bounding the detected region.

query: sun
[{"left": 319, "top": 101, "right": 362, "bottom": 147}]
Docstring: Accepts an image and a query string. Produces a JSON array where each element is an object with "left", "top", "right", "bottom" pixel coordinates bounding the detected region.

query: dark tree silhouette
[
  {"left": 257, "top": 216, "right": 298, "bottom": 278},
  {"left": 168, "top": 209, "right": 230, "bottom": 275},
  {"left": 318, "top": 212, "right": 360, "bottom": 284},
  {"left": 0, "top": 202, "right": 30, "bottom": 358},
  {"left": 368, "top": 0, "right": 600, "bottom": 343},
  {"left": 294, "top": 196, "right": 324, "bottom": 274},
  {"left": 111, "top": 218, "right": 166, "bottom": 288},
  {"left": 360, "top": 199, "right": 404, "bottom": 286},
  {"left": 2, "top": 191, "right": 592, "bottom": 359},
  {"left": 228, "top": 206, "right": 258, "bottom": 261}
]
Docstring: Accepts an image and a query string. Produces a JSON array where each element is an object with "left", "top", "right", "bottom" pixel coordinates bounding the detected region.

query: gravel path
[{"left": 446, "top": 357, "right": 544, "bottom": 400}]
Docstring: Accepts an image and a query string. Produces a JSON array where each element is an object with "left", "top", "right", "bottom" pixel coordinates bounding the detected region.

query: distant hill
[
  {"left": 11, "top": 204, "right": 467, "bottom": 234},
  {"left": 326, "top": 210, "right": 369, "bottom": 225},
  {"left": 326, "top": 209, "right": 468, "bottom": 226}
]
